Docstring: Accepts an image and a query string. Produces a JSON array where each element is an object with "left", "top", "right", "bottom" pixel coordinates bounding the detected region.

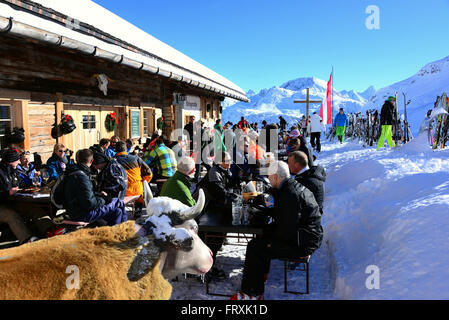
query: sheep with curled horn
[{"left": 0, "top": 182, "right": 212, "bottom": 300}]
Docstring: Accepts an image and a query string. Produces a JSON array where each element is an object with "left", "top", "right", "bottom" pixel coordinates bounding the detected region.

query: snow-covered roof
[{"left": 0, "top": 0, "right": 248, "bottom": 102}]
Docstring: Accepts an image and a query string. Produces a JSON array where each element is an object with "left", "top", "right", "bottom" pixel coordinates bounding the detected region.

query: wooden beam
[
  {"left": 0, "top": 88, "right": 30, "bottom": 100},
  {"left": 139, "top": 106, "right": 144, "bottom": 138},
  {"left": 55, "top": 93, "right": 64, "bottom": 145},
  {"left": 13, "top": 100, "right": 31, "bottom": 151}
]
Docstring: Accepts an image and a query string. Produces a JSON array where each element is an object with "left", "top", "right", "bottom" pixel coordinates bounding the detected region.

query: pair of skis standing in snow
[
  {"left": 326, "top": 96, "right": 413, "bottom": 149},
  {"left": 368, "top": 95, "right": 411, "bottom": 150},
  {"left": 428, "top": 93, "right": 449, "bottom": 149}
]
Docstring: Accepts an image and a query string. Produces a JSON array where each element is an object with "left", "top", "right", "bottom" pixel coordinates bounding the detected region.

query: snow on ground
[{"left": 170, "top": 137, "right": 449, "bottom": 300}]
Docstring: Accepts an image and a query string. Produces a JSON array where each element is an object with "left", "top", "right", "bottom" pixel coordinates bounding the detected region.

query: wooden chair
[
  {"left": 124, "top": 195, "right": 141, "bottom": 220},
  {"left": 280, "top": 255, "right": 310, "bottom": 295}
]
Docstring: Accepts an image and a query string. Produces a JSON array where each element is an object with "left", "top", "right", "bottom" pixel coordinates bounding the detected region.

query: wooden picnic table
[
  {"left": 8, "top": 188, "right": 55, "bottom": 217},
  {"left": 198, "top": 210, "right": 263, "bottom": 236},
  {"left": 198, "top": 207, "right": 266, "bottom": 297}
]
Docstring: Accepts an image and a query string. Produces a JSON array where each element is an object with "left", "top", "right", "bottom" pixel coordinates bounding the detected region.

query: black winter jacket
[
  {"left": 0, "top": 162, "right": 19, "bottom": 203},
  {"left": 96, "top": 159, "right": 128, "bottom": 202},
  {"left": 295, "top": 166, "right": 326, "bottom": 214},
  {"left": 63, "top": 163, "right": 105, "bottom": 219},
  {"left": 298, "top": 135, "right": 314, "bottom": 167},
  {"left": 195, "top": 164, "right": 237, "bottom": 215},
  {"left": 380, "top": 100, "right": 395, "bottom": 126},
  {"left": 90, "top": 144, "right": 105, "bottom": 155},
  {"left": 205, "top": 165, "right": 237, "bottom": 205},
  {"left": 269, "top": 178, "right": 323, "bottom": 256}
]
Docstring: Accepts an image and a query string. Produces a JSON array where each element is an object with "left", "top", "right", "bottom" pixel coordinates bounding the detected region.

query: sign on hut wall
[{"left": 130, "top": 110, "right": 140, "bottom": 138}]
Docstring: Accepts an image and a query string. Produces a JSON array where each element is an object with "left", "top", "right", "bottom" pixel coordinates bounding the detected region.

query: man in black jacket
[
  {"left": 63, "top": 149, "right": 127, "bottom": 226},
  {"left": 0, "top": 148, "right": 38, "bottom": 243},
  {"left": 288, "top": 151, "right": 326, "bottom": 214},
  {"left": 377, "top": 96, "right": 397, "bottom": 150},
  {"left": 196, "top": 151, "right": 238, "bottom": 279},
  {"left": 232, "top": 161, "right": 323, "bottom": 300},
  {"left": 183, "top": 115, "right": 195, "bottom": 154}
]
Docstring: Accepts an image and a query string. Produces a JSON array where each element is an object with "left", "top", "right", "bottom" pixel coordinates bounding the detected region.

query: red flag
[{"left": 320, "top": 72, "right": 333, "bottom": 125}]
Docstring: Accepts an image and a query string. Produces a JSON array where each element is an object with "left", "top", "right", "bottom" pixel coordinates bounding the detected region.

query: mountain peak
[
  {"left": 280, "top": 77, "right": 327, "bottom": 91},
  {"left": 246, "top": 89, "right": 256, "bottom": 97},
  {"left": 360, "top": 86, "right": 376, "bottom": 99}
]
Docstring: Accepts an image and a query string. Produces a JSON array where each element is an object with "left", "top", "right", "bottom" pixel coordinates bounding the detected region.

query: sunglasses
[{"left": 58, "top": 150, "right": 66, "bottom": 153}]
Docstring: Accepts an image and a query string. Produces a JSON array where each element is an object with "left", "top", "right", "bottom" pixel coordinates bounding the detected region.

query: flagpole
[{"left": 331, "top": 66, "right": 334, "bottom": 123}]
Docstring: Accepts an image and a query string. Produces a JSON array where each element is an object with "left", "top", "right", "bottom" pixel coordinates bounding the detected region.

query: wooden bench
[{"left": 280, "top": 255, "right": 311, "bottom": 295}]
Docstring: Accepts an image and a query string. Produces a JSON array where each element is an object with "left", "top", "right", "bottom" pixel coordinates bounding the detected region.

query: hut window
[
  {"left": 0, "top": 105, "right": 12, "bottom": 149},
  {"left": 143, "top": 110, "right": 149, "bottom": 136},
  {"left": 82, "top": 115, "right": 96, "bottom": 130}
]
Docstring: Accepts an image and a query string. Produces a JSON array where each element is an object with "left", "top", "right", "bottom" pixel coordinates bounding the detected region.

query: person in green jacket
[
  {"left": 214, "top": 119, "right": 226, "bottom": 162},
  {"left": 160, "top": 156, "right": 196, "bottom": 207}
]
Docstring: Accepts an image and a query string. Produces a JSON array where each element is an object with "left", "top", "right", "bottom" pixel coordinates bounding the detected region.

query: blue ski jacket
[{"left": 334, "top": 113, "right": 349, "bottom": 127}]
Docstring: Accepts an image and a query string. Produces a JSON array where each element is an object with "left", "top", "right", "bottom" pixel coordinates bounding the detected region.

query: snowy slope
[
  {"left": 223, "top": 55, "right": 449, "bottom": 135},
  {"left": 222, "top": 77, "right": 374, "bottom": 126},
  {"left": 170, "top": 134, "right": 449, "bottom": 300},
  {"left": 363, "top": 55, "right": 449, "bottom": 136},
  {"left": 320, "top": 140, "right": 449, "bottom": 299}
]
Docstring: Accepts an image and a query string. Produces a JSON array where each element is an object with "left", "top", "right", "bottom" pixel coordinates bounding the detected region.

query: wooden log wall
[
  {"left": 28, "top": 102, "right": 55, "bottom": 161},
  {"left": 0, "top": 34, "right": 161, "bottom": 106},
  {"left": 0, "top": 33, "right": 227, "bottom": 154}
]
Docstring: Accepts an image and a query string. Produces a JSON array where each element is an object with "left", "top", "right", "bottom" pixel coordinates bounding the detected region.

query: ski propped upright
[
  {"left": 433, "top": 93, "right": 448, "bottom": 149},
  {"left": 437, "top": 95, "right": 449, "bottom": 148}
]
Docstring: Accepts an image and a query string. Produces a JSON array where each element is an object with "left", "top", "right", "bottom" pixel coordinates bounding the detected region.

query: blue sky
[{"left": 93, "top": 0, "right": 449, "bottom": 94}]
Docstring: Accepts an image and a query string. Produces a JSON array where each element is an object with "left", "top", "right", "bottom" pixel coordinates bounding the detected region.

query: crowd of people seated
[{"left": 0, "top": 115, "right": 326, "bottom": 300}]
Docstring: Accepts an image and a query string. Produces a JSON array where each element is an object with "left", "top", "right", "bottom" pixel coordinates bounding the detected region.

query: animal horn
[
  {"left": 178, "top": 189, "right": 205, "bottom": 221},
  {"left": 144, "top": 180, "right": 153, "bottom": 209}
]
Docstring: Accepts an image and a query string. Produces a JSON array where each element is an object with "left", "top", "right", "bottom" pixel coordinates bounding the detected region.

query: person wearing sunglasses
[
  {"left": 105, "top": 136, "right": 120, "bottom": 158},
  {"left": 46, "top": 143, "right": 73, "bottom": 183}
]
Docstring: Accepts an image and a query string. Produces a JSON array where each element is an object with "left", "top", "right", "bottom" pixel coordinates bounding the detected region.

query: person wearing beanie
[
  {"left": 377, "top": 96, "right": 397, "bottom": 150},
  {"left": 63, "top": 149, "right": 128, "bottom": 226},
  {"left": 92, "top": 151, "right": 128, "bottom": 202},
  {"left": 116, "top": 141, "right": 153, "bottom": 216},
  {"left": 0, "top": 148, "right": 39, "bottom": 243}
]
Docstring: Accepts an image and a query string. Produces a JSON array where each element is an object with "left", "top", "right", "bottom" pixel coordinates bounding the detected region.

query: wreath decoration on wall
[{"left": 105, "top": 112, "right": 119, "bottom": 132}]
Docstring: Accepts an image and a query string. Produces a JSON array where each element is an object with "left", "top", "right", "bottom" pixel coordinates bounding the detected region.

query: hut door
[
  {"left": 63, "top": 105, "right": 101, "bottom": 152},
  {"left": 80, "top": 110, "right": 101, "bottom": 149}
]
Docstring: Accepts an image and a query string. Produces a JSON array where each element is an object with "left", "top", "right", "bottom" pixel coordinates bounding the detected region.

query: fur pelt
[{"left": 0, "top": 221, "right": 172, "bottom": 300}]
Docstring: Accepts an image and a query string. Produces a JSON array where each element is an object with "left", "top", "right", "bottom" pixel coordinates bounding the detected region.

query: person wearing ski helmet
[{"left": 377, "top": 96, "right": 397, "bottom": 150}]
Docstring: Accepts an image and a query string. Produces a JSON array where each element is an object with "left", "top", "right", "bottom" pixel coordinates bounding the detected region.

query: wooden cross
[{"left": 294, "top": 88, "right": 323, "bottom": 125}]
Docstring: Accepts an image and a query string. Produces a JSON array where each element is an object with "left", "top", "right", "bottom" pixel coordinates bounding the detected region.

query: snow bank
[
  {"left": 320, "top": 141, "right": 449, "bottom": 299},
  {"left": 170, "top": 137, "right": 448, "bottom": 300}
]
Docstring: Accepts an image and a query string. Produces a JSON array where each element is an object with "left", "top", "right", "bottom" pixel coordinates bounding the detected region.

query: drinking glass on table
[
  {"left": 40, "top": 170, "right": 49, "bottom": 186},
  {"left": 32, "top": 175, "right": 41, "bottom": 188},
  {"left": 232, "top": 197, "right": 243, "bottom": 226},
  {"left": 256, "top": 181, "right": 264, "bottom": 194},
  {"left": 242, "top": 202, "right": 250, "bottom": 225}
]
